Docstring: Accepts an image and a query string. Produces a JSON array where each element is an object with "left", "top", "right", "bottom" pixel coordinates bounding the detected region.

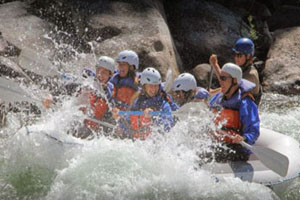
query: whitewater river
[{"left": 0, "top": 92, "right": 299, "bottom": 200}]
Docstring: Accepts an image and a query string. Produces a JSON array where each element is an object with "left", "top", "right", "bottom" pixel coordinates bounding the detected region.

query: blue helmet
[{"left": 232, "top": 38, "right": 255, "bottom": 56}]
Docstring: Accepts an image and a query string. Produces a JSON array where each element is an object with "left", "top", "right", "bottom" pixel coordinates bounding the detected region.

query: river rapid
[{"left": 0, "top": 90, "right": 299, "bottom": 200}]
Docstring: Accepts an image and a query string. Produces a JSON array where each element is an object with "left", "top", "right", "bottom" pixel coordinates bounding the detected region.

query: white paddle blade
[
  {"left": 241, "top": 141, "right": 289, "bottom": 177},
  {"left": 173, "top": 102, "right": 209, "bottom": 120},
  {"left": 163, "top": 68, "right": 173, "bottom": 93}
]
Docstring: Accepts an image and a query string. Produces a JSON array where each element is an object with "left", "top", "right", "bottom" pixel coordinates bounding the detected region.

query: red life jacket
[
  {"left": 129, "top": 115, "right": 152, "bottom": 140},
  {"left": 84, "top": 92, "right": 109, "bottom": 130},
  {"left": 112, "top": 86, "right": 137, "bottom": 110},
  {"left": 213, "top": 108, "right": 242, "bottom": 143}
]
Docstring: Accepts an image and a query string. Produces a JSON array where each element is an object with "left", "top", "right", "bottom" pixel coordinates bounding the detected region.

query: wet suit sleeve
[
  {"left": 154, "top": 100, "right": 174, "bottom": 132},
  {"left": 239, "top": 97, "right": 260, "bottom": 145}
]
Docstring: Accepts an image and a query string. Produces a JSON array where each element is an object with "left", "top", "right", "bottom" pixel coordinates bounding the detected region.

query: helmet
[
  {"left": 173, "top": 73, "right": 197, "bottom": 92},
  {"left": 96, "top": 56, "right": 115, "bottom": 73},
  {"left": 232, "top": 38, "right": 255, "bottom": 56},
  {"left": 116, "top": 50, "right": 139, "bottom": 70},
  {"left": 221, "top": 63, "right": 242, "bottom": 84},
  {"left": 140, "top": 67, "right": 161, "bottom": 85}
]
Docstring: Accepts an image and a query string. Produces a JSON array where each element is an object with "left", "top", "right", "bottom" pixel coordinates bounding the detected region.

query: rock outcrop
[{"left": 264, "top": 27, "right": 300, "bottom": 94}]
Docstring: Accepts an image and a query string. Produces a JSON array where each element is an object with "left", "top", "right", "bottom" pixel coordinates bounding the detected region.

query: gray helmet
[
  {"left": 140, "top": 67, "right": 161, "bottom": 85},
  {"left": 221, "top": 63, "right": 242, "bottom": 84},
  {"left": 116, "top": 50, "right": 139, "bottom": 70},
  {"left": 173, "top": 73, "right": 197, "bottom": 91},
  {"left": 96, "top": 56, "right": 115, "bottom": 73}
]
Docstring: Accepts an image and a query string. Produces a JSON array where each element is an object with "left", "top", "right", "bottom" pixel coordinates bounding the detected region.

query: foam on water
[{"left": 0, "top": 96, "right": 280, "bottom": 200}]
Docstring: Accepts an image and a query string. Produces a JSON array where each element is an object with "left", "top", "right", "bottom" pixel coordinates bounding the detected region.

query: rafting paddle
[
  {"left": 208, "top": 63, "right": 214, "bottom": 91},
  {"left": 119, "top": 102, "right": 207, "bottom": 119},
  {"left": 163, "top": 68, "right": 174, "bottom": 93},
  {"left": 220, "top": 130, "right": 290, "bottom": 177},
  {"left": 240, "top": 141, "right": 289, "bottom": 177},
  {"left": 86, "top": 117, "right": 115, "bottom": 129}
]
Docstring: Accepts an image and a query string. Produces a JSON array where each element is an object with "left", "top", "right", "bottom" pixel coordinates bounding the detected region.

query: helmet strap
[
  {"left": 240, "top": 55, "right": 252, "bottom": 72},
  {"left": 224, "top": 79, "right": 237, "bottom": 97}
]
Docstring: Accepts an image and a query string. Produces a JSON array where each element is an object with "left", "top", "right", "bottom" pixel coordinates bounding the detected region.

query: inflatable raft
[
  {"left": 202, "top": 127, "right": 300, "bottom": 195},
  {"left": 17, "top": 114, "right": 300, "bottom": 195}
]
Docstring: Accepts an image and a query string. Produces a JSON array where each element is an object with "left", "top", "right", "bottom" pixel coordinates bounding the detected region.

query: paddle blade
[
  {"left": 163, "top": 68, "right": 173, "bottom": 93},
  {"left": 241, "top": 142, "right": 289, "bottom": 177},
  {"left": 173, "top": 102, "right": 209, "bottom": 120}
]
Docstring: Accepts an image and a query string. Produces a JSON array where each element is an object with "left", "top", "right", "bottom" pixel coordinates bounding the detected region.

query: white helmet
[
  {"left": 173, "top": 73, "right": 197, "bottom": 91},
  {"left": 221, "top": 63, "right": 242, "bottom": 84},
  {"left": 96, "top": 56, "right": 115, "bottom": 73},
  {"left": 140, "top": 67, "right": 161, "bottom": 85},
  {"left": 116, "top": 50, "right": 139, "bottom": 70}
]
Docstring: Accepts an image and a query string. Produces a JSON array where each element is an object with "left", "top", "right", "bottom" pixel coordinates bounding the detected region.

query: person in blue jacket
[
  {"left": 110, "top": 50, "right": 139, "bottom": 111},
  {"left": 172, "top": 73, "right": 209, "bottom": 108},
  {"left": 209, "top": 63, "right": 260, "bottom": 162},
  {"left": 114, "top": 67, "right": 174, "bottom": 140}
]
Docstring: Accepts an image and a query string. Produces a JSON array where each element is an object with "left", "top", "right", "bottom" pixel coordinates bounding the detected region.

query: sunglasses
[
  {"left": 220, "top": 76, "right": 232, "bottom": 81},
  {"left": 234, "top": 52, "right": 244, "bottom": 58}
]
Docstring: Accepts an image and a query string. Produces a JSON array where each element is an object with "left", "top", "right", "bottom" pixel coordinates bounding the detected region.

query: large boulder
[
  {"left": 264, "top": 27, "right": 300, "bottom": 95},
  {"left": 0, "top": 1, "right": 99, "bottom": 79},
  {"left": 164, "top": 0, "right": 250, "bottom": 70},
  {"left": 267, "top": 5, "right": 300, "bottom": 31},
  {"left": 191, "top": 63, "right": 219, "bottom": 89},
  {"left": 0, "top": 2, "right": 61, "bottom": 78},
  {"left": 86, "top": 0, "right": 180, "bottom": 79}
]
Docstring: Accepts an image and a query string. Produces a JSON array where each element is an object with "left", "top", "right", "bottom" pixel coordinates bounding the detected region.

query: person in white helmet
[
  {"left": 114, "top": 67, "right": 174, "bottom": 140},
  {"left": 172, "top": 73, "right": 209, "bottom": 107},
  {"left": 110, "top": 50, "right": 139, "bottom": 111},
  {"left": 209, "top": 38, "right": 262, "bottom": 105},
  {"left": 76, "top": 56, "right": 116, "bottom": 137},
  {"left": 209, "top": 63, "right": 260, "bottom": 162},
  {"left": 43, "top": 56, "right": 116, "bottom": 139}
]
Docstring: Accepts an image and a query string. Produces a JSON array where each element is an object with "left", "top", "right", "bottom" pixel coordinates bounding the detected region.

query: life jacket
[
  {"left": 130, "top": 115, "right": 152, "bottom": 140},
  {"left": 82, "top": 82, "right": 113, "bottom": 130},
  {"left": 242, "top": 64, "right": 262, "bottom": 106},
  {"left": 212, "top": 108, "right": 242, "bottom": 143},
  {"left": 209, "top": 79, "right": 255, "bottom": 143},
  {"left": 84, "top": 93, "right": 109, "bottom": 130},
  {"left": 110, "top": 73, "right": 139, "bottom": 110},
  {"left": 129, "top": 92, "right": 165, "bottom": 140}
]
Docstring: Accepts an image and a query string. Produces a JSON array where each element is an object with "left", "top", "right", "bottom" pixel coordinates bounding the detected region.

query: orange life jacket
[
  {"left": 84, "top": 92, "right": 109, "bottom": 130},
  {"left": 213, "top": 108, "right": 242, "bottom": 143},
  {"left": 129, "top": 115, "right": 152, "bottom": 140},
  {"left": 112, "top": 86, "right": 137, "bottom": 110}
]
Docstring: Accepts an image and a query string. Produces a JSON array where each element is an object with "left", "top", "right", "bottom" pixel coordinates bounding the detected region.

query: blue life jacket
[
  {"left": 119, "top": 88, "right": 174, "bottom": 138},
  {"left": 109, "top": 73, "right": 139, "bottom": 109},
  {"left": 131, "top": 91, "right": 174, "bottom": 131}
]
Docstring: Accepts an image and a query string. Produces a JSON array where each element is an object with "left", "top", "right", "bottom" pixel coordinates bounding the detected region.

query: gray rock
[
  {"left": 264, "top": 27, "right": 300, "bottom": 94},
  {"left": 0, "top": 1, "right": 96, "bottom": 79},
  {"left": 267, "top": 5, "right": 300, "bottom": 31},
  {"left": 192, "top": 63, "right": 219, "bottom": 89},
  {"left": 87, "top": 0, "right": 180, "bottom": 79},
  {"left": 165, "top": 0, "right": 250, "bottom": 70}
]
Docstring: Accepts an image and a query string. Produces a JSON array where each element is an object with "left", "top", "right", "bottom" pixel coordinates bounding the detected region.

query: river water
[{"left": 0, "top": 91, "right": 299, "bottom": 200}]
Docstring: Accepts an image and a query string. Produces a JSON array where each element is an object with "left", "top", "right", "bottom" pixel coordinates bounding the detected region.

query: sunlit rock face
[{"left": 264, "top": 27, "right": 300, "bottom": 95}]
